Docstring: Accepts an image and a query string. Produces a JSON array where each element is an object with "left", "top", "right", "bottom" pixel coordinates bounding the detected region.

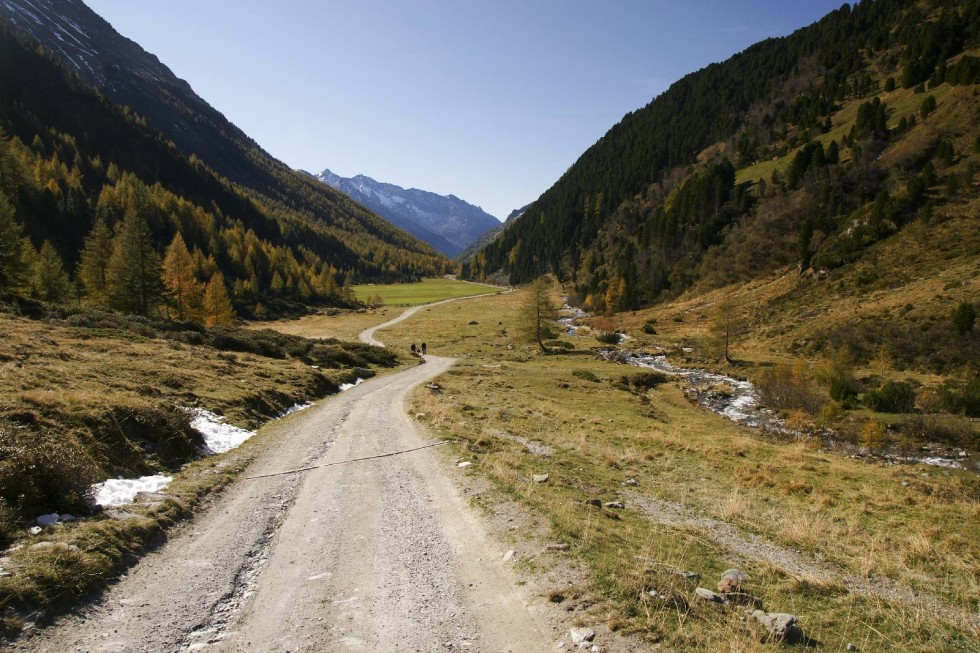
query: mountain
[
  {"left": 458, "top": 203, "right": 530, "bottom": 262},
  {"left": 315, "top": 169, "right": 500, "bottom": 258},
  {"left": 466, "top": 0, "right": 980, "bottom": 323},
  {"left": 0, "top": 0, "right": 450, "bottom": 310}
]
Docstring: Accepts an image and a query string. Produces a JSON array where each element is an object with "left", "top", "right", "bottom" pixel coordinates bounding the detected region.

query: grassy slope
[{"left": 355, "top": 289, "right": 980, "bottom": 651}]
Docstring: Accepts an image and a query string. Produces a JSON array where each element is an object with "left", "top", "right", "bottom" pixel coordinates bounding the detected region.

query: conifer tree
[
  {"left": 30, "top": 240, "right": 73, "bottom": 303},
  {"left": 517, "top": 276, "right": 560, "bottom": 353},
  {"left": 0, "top": 192, "right": 25, "bottom": 292},
  {"left": 78, "top": 217, "right": 114, "bottom": 306},
  {"left": 162, "top": 232, "right": 203, "bottom": 321},
  {"left": 202, "top": 272, "right": 236, "bottom": 327},
  {"left": 106, "top": 207, "right": 164, "bottom": 315}
]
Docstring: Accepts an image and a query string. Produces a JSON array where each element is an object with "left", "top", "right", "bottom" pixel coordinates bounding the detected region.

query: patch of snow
[
  {"left": 279, "top": 402, "right": 312, "bottom": 418},
  {"left": 339, "top": 378, "right": 364, "bottom": 392},
  {"left": 187, "top": 408, "right": 256, "bottom": 454},
  {"left": 93, "top": 475, "right": 172, "bottom": 507}
]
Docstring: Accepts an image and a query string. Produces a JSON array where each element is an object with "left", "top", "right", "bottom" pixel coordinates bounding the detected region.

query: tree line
[{"left": 0, "top": 24, "right": 453, "bottom": 320}]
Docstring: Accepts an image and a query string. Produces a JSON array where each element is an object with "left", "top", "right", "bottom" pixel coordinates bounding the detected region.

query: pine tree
[
  {"left": 30, "top": 240, "right": 73, "bottom": 302},
  {"left": 106, "top": 207, "right": 164, "bottom": 315},
  {"left": 0, "top": 191, "right": 25, "bottom": 292},
  {"left": 78, "top": 217, "right": 114, "bottom": 306},
  {"left": 202, "top": 272, "right": 236, "bottom": 327},
  {"left": 162, "top": 232, "right": 203, "bottom": 321}
]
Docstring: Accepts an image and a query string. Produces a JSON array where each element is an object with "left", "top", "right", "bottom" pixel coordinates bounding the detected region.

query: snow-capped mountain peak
[{"left": 315, "top": 169, "right": 500, "bottom": 258}]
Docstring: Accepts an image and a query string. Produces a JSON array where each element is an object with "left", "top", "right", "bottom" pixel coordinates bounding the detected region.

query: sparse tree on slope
[
  {"left": 202, "top": 271, "right": 236, "bottom": 327},
  {"left": 106, "top": 207, "right": 164, "bottom": 316},
  {"left": 78, "top": 217, "right": 114, "bottom": 306},
  {"left": 162, "top": 232, "right": 203, "bottom": 322},
  {"left": 710, "top": 296, "right": 746, "bottom": 364},
  {"left": 517, "top": 276, "right": 560, "bottom": 353}
]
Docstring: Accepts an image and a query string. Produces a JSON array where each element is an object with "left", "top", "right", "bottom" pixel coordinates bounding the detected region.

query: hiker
[
  {"left": 421, "top": 342, "right": 427, "bottom": 355},
  {"left": 411, "top": 343, "right": 417, "bottom": 354}
]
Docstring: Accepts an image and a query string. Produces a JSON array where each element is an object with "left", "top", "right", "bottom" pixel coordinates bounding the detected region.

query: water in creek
[{"left": 601, "top": 350, "right": 969, "bottom": 470}]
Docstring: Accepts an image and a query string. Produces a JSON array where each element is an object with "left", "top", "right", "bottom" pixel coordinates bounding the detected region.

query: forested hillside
[
  {"left": 468, "top": 0, "right": 980, "bottom": 315},
  {"left": 0, "top": 23, "right": 450, "bottom": 319}
]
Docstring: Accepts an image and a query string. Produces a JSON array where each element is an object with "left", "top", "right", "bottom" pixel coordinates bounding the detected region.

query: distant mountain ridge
[{"left": 316, "top": 169, "right": 500, "bottom": 258}]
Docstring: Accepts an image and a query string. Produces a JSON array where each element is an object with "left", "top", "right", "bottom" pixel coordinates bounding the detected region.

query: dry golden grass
[{"left": 383, "top": 288, "right": 978, "bottom": 651}]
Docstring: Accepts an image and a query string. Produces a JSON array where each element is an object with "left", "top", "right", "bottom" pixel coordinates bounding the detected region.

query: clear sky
[{"left": 84, "top": 0, "right": 846, "bottom": 220}]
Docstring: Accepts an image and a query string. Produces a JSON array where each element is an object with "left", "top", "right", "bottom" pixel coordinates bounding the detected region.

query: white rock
[
  {"left": 28, "top": 526, "right": 42, "bottom": 536},
  {"left": 458, "top": 461, "right": 473, "bottom": 468},
  {"left": 502, "top": 549, "right": 515, "bottom": 561},
  {"left": 533, "top": 474, "right": 550, "bottom": 483},
  {"left": 569, "top": 627, "right": 595, "bottom": 644}
]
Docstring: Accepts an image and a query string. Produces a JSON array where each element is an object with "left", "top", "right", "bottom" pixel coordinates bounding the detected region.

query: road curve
[{"left": 17, "top": 301, "right": 548, "bottom": 652}]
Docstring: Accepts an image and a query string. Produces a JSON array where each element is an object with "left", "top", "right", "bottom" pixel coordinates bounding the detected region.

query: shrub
[
  {"left": 859, "top": 419, "right": 888, "bottom": 449},
  {"left": 629, "top": 372, "right": 671, "bottom": 390},
  {"left": 757, "top": 360, "right": 826, "bottom": 414},
  {"left": 596, "top": 333, "right": 621, "bottom": 345},
  {"left": 572, "top": 369, "right": 601, "bottom": 383},
  {"left": 0, "top": 423, "right": 99, "bottom": 518},
  {"left": 642, "top": 324, "right": 657, "bottom": 335},
  {"left": 865, "top": 380, "right": 916, "bottom": 413},
  {"left": 829, "top": 378, "right": 858, "bottom": 406},
  {"left": 902, "top": 414, "right": 978, "bottom": 448}
]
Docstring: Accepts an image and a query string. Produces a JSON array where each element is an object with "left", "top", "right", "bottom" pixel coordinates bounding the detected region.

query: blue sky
[{"left": 84, "top": 0, "right": 846, "bottom": 220}]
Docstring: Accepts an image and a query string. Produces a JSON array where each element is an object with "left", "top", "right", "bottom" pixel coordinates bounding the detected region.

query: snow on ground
[
  {"left": 188, "top": 408, "right": 256, "bottom": 454},
  {"left": 340, "top": 378, "right": 364, "bottom": 392},
  {"left": 279, "top": 402, "right": 312, "bottom": 417},
  {"left": 91, "top": 385, "right": 369, "bottom": 507},
  {"left": 94, "top": 475, "right": 173, "bottom": 508}
]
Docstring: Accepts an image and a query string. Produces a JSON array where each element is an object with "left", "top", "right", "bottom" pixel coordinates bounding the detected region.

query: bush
[
  {"left": 0, "top": 423, "right": 99, "bottom": 518},
  {"left": 596, "top": 333, "right": 621, "bottom": 345},
  {"left": 757, "top": 361, "right": 826, "bottom": 414},
  {"left": 642, "top": 324, "right": 657, "bottom": 335},
  {"left": 572, "top": 369, "right": 600, "bottom": 383},
  {"left": 628, "top": 372, "right": 671, "bottom": 390},
  {"left": 864, "top": 380, "right": 916, "bottom": 413},
  {"left": 902, "top": 414, "right": 978, "bottom": 448},
  {"left": 829, "top": 378, "right": 858, "bottom": 406}
]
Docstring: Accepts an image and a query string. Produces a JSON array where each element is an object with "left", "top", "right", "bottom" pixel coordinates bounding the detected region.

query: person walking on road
[{"left": 421, "top": 342, "right": 427, "bottom": 355}]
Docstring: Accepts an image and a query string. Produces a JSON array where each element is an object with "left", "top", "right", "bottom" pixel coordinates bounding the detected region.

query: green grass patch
[{"left": 352, "top": 277, "right": 503, "bottom": 306}]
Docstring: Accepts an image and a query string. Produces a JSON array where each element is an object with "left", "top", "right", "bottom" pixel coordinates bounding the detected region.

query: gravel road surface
[{"left": 18, "top": 312, "right": 548, "bottom": 652}]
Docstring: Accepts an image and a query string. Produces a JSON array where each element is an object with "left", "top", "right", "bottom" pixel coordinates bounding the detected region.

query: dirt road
[{"left": 18, "top": 315, "right": 549, "bottom": 651}]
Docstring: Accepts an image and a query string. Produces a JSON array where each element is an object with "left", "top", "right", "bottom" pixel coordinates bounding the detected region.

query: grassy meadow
[
  {"left": 352, "top": 277, "right": 505, "bottom": 306},
  {"left": 363, "top": 287, "right": 979, "bottom": 651}
]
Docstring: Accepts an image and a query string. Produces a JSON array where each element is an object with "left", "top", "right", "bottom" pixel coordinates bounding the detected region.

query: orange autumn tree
[{"left": 202, "top": 271, "right": 236, "bottom": 326}]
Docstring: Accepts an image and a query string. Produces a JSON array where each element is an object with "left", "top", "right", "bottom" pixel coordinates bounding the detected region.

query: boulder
[
  {"left": 35, "top": 513, "right": 59, "bottom": 527},
  {"left": 533, "top": 474, "right": 550, "bottom": 483},
  {"left": 752, "top": 610, "right": 802, "bottom": 643},
  {"left": 718, "top": 568, "right": 749, "bottom": 593},
  {"left": 603, "top": 501, "right": 625, "bottom": 509},
  {"left": 694, "top": 587, "right": 726, "bottom": 603},
  {"left": 569, "top": 627, "right": 595, "bottom": 645}
]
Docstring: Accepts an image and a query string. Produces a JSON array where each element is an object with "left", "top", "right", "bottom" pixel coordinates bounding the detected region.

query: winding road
[{"left": 17, "top": 303, "right": 548, "bottom": 652}]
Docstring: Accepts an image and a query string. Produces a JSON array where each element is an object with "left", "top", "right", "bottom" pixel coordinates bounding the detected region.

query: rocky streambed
[{"left": 601, "top": 350, "right": 971, "bottom": 471}]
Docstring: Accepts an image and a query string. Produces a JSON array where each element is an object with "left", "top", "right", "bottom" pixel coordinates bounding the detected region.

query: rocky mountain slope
[{"left": 316, "top": 169, "right": 500, "bottom": 257}]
